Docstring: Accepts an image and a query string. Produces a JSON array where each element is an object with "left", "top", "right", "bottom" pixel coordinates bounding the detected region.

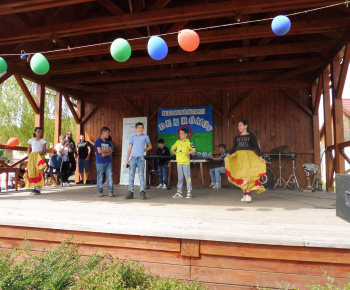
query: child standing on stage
[
  {"left": 125, "top": 122, "right": 152, "bottom": 200},
  {"left": 25, "top": 127, "right": 47, "bottom": 195},
  {"left": 225, "top": 120, "right": 266, "bottom": 203},
  {"left": 156, "top": 138, "right": 170, "bottom": 189},
  {"left": 171, "top": 128, "right": 196, "bottom": 198}
]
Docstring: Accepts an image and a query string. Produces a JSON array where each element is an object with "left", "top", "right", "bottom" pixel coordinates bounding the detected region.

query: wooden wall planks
[
  {"left": 1, "top": 225, "right": 349, "bottom": 289},
  {"left": 81, "top": 88, "right": 315, "bottom": 187}
]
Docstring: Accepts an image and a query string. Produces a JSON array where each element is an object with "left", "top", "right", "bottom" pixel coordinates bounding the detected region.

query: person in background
[
  {"left": 171, "top": 128, "right": 196, "bottom": 199},
  {"left": 18, "top": 163, "right": 26, "bottom": 188},
  {"left": 55, "top": 135, "right": 71, "bottom": 187},
  {"left": 95, "top": 127, "right": 114, "bottom": 197},
  {"left": 0, "top": 171, "right": 15, "bottom": 190},
  {"left": 65, "top": 131, "right": 76, "bottom": 179},
  {"left": 156, "top": 139, "right": 170, "bottom": 189},
  {"left": 76, "top": 134, "right": 92, "bottom": 184},
  {"left": 209, "top": 144, "right": 229, "bottom": 189}
]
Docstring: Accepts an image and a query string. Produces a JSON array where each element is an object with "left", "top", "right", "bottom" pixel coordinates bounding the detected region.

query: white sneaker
[
  {"left": 213, "top": 183, "right": 221, "bottom": 189},
  {"left": 63, "top": 182, "right": 71, "bottom": 187},
  {"left": 162, "top": 184, "right": 168, "bottom": 189},
  {"left": 241, "top": 195, "right": 246, "bottom": 202},
  {"left": 210, "top": 182, "right": 216, "bottom": 188},
  {"left": 157, "top": 184, "right": 163, "bottom": 188},
  {"left": 245, "top": 195, "right": 252, "bottom": 203}
]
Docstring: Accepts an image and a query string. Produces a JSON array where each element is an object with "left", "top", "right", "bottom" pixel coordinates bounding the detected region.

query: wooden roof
[{"left": 1, "top": 0, "right": 349, "bottom": 100}]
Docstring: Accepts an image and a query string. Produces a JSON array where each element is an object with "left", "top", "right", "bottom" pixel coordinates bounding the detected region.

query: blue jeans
[
  {"left": 158, "top": 164, "right": 168, "bottom": 185},
  {"left": 96, "top": 162, "right": 113, "bottom": 192},
  {"left": 129, "top": 156, "right": 145, "bottom": 192},
  {"left": 210, "top": 167, "right": 226, "bottom": 184}
]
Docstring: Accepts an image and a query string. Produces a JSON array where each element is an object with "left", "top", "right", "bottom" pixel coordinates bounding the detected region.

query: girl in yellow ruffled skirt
[{"left": 225, "top": 120, "right": 266, "bottom": 202}]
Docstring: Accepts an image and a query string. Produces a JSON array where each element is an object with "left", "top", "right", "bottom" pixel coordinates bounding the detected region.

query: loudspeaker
[{"left": 336, "top": 174, "right": 350, "bottom": 223}]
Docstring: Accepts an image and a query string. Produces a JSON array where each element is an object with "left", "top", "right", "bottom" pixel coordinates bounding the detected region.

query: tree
[{"left": 0, "top": 76, "right": 75, "bottom": 149}]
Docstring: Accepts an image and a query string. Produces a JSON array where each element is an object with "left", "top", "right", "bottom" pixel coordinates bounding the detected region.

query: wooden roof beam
[
  {"left": 61, "top": 58, "right": 322, "bottom": 84},
  {"left": 27, "top": 16, "right": 349, "bottom": 61},
  {"left": 0, "top": 0, "right": 95, "bottom": 16},
  {"left": 62, "top": 92, "right": 81, "bottom": 124},
  {"left": 13, "top": 73, "right": 40, "bottom": 114},
  {"left": 0, "top": 0, "right": 342, "bottom": 44},
  {"left": 280, "top": 89, "right": 312, "bottom": 116},
  {"left": 49, "top": 41, "right": 331, "bottom": 74},
  {"left": 336, "top": 44, "right": 350, "bottom": 99},
  {"left": 0, "top": 72, "right": 13, "bottom": 85}
]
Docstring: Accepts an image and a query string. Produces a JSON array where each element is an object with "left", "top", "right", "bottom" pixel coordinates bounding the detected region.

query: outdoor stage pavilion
[{"left": 0, "top": 0, "right": 350, "bottom": 289}]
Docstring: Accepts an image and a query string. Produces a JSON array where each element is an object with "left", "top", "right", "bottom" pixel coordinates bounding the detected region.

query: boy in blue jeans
[
  {"left": 125, "top": 122, "right": 152, "bottom": 200},
  {"left": 95, "top": 127, "right": 114, "bottom": 197}
]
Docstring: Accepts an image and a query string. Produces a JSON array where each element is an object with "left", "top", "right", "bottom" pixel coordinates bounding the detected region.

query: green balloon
[
  {"left": 110, "top": 38, "right": 131, "bottom": 62},
  {"left": 0, "top": 149, "right": 3, "bottom": 157},
  {"left": 30, "top": 53, "right": 50, "bottom": 75},
  {"left": 0, "top": 57, "right": 7, "bottom": 74}
]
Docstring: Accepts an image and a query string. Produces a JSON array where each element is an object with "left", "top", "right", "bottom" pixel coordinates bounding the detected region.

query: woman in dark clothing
[{"left": 225, "top": 120, "right": 266, "bottom": 203}]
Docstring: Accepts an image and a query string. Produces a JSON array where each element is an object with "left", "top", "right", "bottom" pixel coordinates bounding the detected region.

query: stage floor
[{"left": 1, "top": 184, "right": 349, "bottom": 249}]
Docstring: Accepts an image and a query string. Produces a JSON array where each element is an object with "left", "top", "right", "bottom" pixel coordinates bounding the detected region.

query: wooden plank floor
[{"left": 1, "top": 185, "right": 350, "bottom": 289}]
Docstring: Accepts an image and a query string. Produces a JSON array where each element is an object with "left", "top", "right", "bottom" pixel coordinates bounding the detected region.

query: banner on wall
[
  {"left": 158, "top": 106, "right": 213, "bottom": 157},
  {"left": 120, "top": 117, "right": 148, "bottom": 185}
]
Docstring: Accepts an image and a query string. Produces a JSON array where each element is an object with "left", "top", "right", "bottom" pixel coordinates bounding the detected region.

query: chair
[{"left": 44, "top": 154, "right": 63, "bottom": 186}]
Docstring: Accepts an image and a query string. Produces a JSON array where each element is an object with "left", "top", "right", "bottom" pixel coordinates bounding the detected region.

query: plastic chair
[{"left": 44, "top": 154, "right": 63, "bottom": 186}]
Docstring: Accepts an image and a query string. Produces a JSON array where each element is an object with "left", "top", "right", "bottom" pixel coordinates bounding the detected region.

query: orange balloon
[
  {"left": 7, "top": 137, "right": 19, "bottom": 147},
  {"left": 178, "top": 29, "right": 200, "bottom": 52}
]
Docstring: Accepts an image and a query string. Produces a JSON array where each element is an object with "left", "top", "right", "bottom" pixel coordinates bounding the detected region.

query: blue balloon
[
  {"left": 271, "top": 15, "right": 291, "bottom": 36},
  {"left": 147, "top": 36, "right": 168, "bottom": 60}
]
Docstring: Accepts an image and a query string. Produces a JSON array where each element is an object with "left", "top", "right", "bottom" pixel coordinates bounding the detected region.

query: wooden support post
[
  {"left": 54, "top": 91, "right": 62, "bottom": 144},
  {"left": 75, "top": 99, "right": 83, "bottom": 183},
  {"left": 311, "top": 83, "right": 320, "bottom": 165},
  {"left": 331, "top": 56, "right": 345, "bottom": 174},
  {"left": 322, "top": 68, "right": 333, "bottom": 191},
  {"left": 35, "top": 83, "right": 45, "bottom": 129},
  {"left": 222, "top": 92, "right": 229, "bottom": 147}
]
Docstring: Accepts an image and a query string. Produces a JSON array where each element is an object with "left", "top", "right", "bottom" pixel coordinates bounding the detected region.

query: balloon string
[{"left": 0, "top": 1, "right": 346, "bottom": 57}]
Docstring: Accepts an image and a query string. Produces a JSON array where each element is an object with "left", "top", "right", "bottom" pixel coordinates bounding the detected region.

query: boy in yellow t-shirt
[{"left": 170, "top": 128, "right": 196, "bottom": 198}]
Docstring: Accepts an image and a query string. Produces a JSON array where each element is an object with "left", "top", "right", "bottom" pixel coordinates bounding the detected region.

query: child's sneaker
[
  {"left": 140, "top": 190, "right": 146, "bottom": 200},
  {"left": 186, "top": 191, "right": 192, "bottom": 198},
  {"left": 241, "top": 195, "right": 246, "bottom": 202},
  {"left": 157, "top": 184, "right": 163, "bottom": 188},
  {"left": 98, "top": 191, "right": 104, "bottom": 197},
  {"left": 125, "top": 191, "right": 134, "bottom": 199},
  {"left": 108, "top": 190, "right": 114, "bottom": 197},
  {"left": 173, "top": 191, "right": 183, "bottom": 198},
  {"left": 245, "top": 195, "right": 252, "bottom": 203},
  {"left": 213, "top": 183, "right": 221, "bottom": 189},
  {"left": 210, "top": 182, "right": 216, "bottom": 188},
  {"left": 162, "top": 184, "right": 168, "bottom": 189}
]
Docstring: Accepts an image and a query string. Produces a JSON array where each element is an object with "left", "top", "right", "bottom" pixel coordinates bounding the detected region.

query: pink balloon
[{"left": 178, "top": 29, "right": 200, "bottom": 52}]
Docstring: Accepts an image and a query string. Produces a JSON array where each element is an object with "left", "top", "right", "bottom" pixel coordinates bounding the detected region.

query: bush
[{"left": 0, "top": 238, "right": 207, "bottom": 290}]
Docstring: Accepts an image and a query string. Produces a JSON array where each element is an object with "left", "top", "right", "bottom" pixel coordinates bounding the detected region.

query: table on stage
[
  {"left": 145, "top": 155, "right": 211, "bottom": 187},
  {"left": 0, "top": 167, "right": 19, "bottom": 191}
]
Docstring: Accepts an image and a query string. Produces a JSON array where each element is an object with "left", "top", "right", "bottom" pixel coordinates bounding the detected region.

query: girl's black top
[{"left": 229, "top": 133, "right": 262, "bottom": 157}]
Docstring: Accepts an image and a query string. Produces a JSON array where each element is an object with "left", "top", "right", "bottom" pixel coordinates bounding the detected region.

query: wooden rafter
[
  {"left": 50, "top": 41, "right": 330, "bottom": 75},
  {"left": 0, "top": 72, "right": 13, "bottom": 85},
  {"left": 121, "top": 96, "right": 143, "bottom": 117},
  {"left": 0, "top": 0, "right": 94, "bottom": 16},
  {"left": 149, "top": 94, "right": 174, "bottom": 121},
  {"left": 14, "top": 74, "right": 40, "bottom": 114},
  {"left": 80, "top": 99, "right": 104, "bottom": 125},
  {"left": 62, "top": 92, "right": 81, "bottom": 124},
  {"left": 197, "top": 92, "right": 222, "bottom": 117},
  {"left": 229, "top": 90, "right": 256, "bottom": 116},
  {"left": 63, "top": 58, "right": 322, "bottom": 85},
  {"left": 280, "top": 89, "right": 312, "bottom": 116},
  {"left": 336, "top": 44, "right": 350, "bottom": 99},
  {"left": 0, "top": 0, "right": 341, "bottom": 45},
  {"left": 313, "top": 75, "right": 323, "bottom": 115},
  {"left": 29, "top": 17, "right": 349, "bottom": 61}
]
